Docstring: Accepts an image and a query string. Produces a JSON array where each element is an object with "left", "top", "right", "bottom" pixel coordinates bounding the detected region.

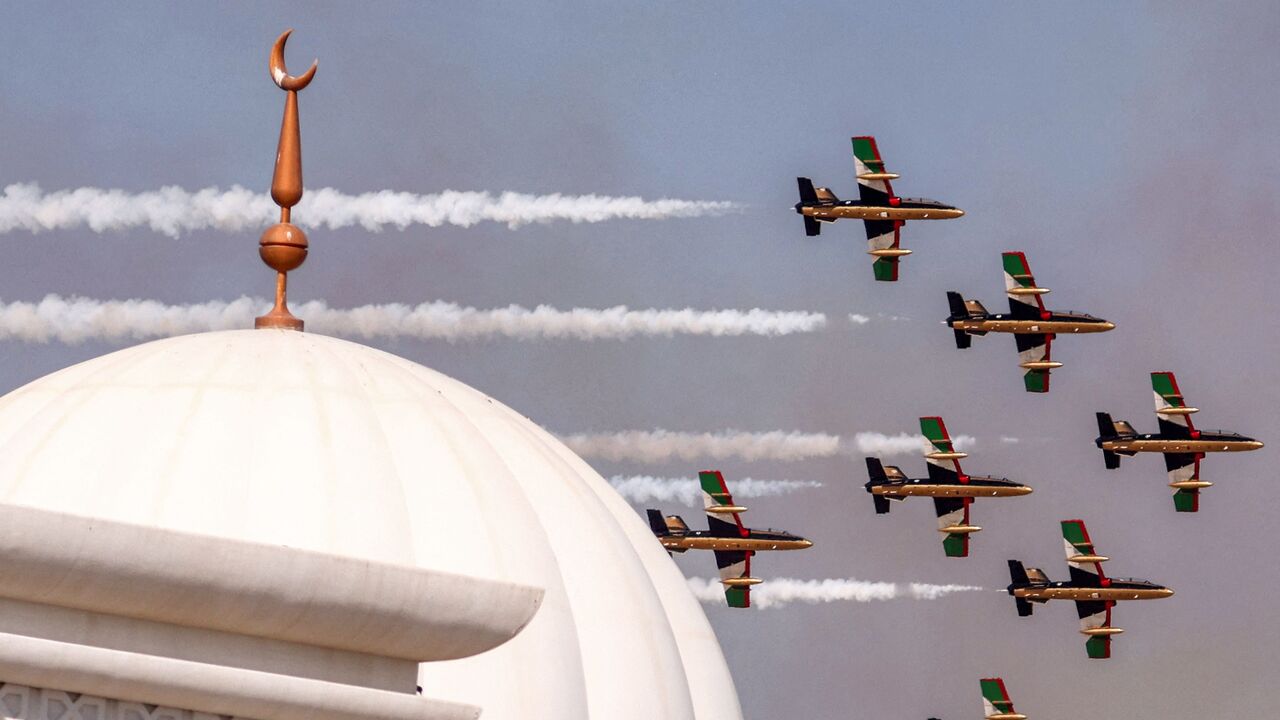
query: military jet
[
  {"left": 865, "top": 416, "right": 1031, "bottom": 557},
  {"left": 795, "top": 135, "right": 964, "bottom": 281},
  {"left": 1007, "top": 520, "right": 1173, "bottom": 659},
  {"left": 1096, "top": 371, "right": 1263, "bottom": 512},
  {"left": 946, "top": 251, "right": 1114, "bottom": 393},
  {"left": 647, "top": 470, "right": 813, "bottom": 608}
]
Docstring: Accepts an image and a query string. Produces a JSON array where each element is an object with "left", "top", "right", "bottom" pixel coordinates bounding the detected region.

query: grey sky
[{"left": 0, "top": 2, "right": 1277, "bottom": 718}]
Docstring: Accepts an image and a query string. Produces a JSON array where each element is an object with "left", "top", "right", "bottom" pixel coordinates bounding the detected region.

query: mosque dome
[{"left": 0, "top": 328, "right": 743, "bottom": 720}]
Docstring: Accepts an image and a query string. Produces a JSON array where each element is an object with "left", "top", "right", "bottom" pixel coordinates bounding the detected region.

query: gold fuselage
[
  {"left": 1101, "top": 438, "right": 1264, "bottom": 454},
  {"left": 658, "top": 536, "right": 814, "bottom": 552},
  {"left": 870, "top": 484, "right": 1032, "bottom": 499},
  {"left": 950, "top": 318, "right": 1115, "bottom": 334},
  {"left": 1013, "top": 586, "right": 1173, "bottom": 602},
  {"left": 800, "top": 205, "right": 965, "bottom": 221}
]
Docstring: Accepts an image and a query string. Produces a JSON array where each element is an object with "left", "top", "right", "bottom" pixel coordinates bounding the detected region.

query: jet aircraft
[
  {"left": 795, "top": 135, "right": 964, "bottom": 281},
  {"left": 1096, "top": 371, "right": 1263, "bottom": 512},
  {"left": 1007, "top": 520, "right": 1173, "bottom": 659},
  {"left": 946, "top": 251, "right": 1114, "bottom": 392},
  {"left": 647, "top": 470, "right": 813, "bottom": 608},
  {"left": 865, "top": 416, "right": 1031, "bottom": 557}
]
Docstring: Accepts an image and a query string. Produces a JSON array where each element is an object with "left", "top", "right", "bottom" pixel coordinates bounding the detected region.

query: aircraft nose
[
  {"left": 1161, "top": 588, "right": 1175, "bottom": 598},
  {"left": 1101, "top": 321, "right": 1116, "bottom": 331},
  {"left": 1251, "top": 440, "right": 1265, "bottom": 449},
  {"left": 799, "top": 539, "right": 814, "bottom": 549}
]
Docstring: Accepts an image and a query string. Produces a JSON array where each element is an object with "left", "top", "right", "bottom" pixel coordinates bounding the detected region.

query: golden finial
[{"left": 256, "top": 29, "right": 317, "bottom": 331}]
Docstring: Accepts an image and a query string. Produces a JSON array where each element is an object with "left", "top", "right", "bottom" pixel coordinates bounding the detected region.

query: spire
[{"left": 256, "top": 29, "right": 318, "bottom": 331}]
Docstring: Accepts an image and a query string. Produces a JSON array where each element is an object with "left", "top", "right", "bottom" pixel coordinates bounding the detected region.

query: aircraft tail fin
[
  {"left": 1008, "top": 558, "right": 1030, "bottom": 585},
  {"left": 1096, "top": 412, "right": 1124, "bottom": 468},
  {"left": 797, "top": 178, "right": 822, "bottom": 236},
  {"left": 1008, "top": 560, "right": 1035, "bottom": 616},
  {"left": 797, "top": 176, "right": 818, "bottom": 203},
  {"left": 646, "top": 509, "right": 668, "bottom": 536},
  {"left": 865, "top": 457, "right": 893, "bottom": 514},
  {"left": 947, "top": 292, "right": 978, "bottom": 348}
]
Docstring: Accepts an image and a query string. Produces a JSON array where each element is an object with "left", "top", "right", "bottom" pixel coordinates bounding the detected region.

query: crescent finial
[{"left": 270, "top": 29, "right": 317, "bottom": 91}]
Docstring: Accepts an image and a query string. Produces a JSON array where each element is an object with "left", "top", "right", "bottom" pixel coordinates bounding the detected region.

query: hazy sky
[{"left": 0, "top": 3, "right": 1277, "bottom": 718}]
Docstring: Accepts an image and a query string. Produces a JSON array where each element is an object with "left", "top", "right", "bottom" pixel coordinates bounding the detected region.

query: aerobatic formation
[{"left": 639, "top": 132, "right": 1263, "bottom": 717}]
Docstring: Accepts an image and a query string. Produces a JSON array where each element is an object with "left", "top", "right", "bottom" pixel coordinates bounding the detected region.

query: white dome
[{"left": 0, "top": 329, "right": 742, "bottom": 720}]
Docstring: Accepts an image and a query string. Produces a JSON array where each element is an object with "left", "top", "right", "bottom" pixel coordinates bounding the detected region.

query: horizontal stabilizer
[
  {"left": 872, "top": 494, "right": 891, "bottom": 514},
  {"left": 953, "top": 329, "right": 972, "bottom": 349},
  {"left": 1103, "top": 450, "right": 1120, "bottom": 469},
  {"left": 1015, "top": 597, "right": 1033, "bottom": 616},
  {"left": 803, "top": 215, "right": 820, "bottom": 236}
]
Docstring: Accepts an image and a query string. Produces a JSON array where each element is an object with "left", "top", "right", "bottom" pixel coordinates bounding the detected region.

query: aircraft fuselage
[
  {"left": 1011, "top": 579, "right": 1173, "bottom": 603},
  {"left": 1098, "top": 431, "right": 1263, "bottom": 455},
  {"left": 658, "top": 529, "right": 813, "bottom": 553},
  {"left": 796, "top": 197, "right": 964, "bottom": 222},
  {"left": 869, "top": 475, "right": 1032, "bottom": 499},
  {"left": 950, "top": 312, "right": 1114, "bottom": 335}
]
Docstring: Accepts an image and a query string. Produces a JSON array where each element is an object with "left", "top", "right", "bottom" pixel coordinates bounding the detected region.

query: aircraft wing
[
  {"left": 1002, "top": 252, "right": 1047, "bottom": 319},
  {"left": 1075, "top": 599, "right": 1115, "bottom": 659},
  {"left": 864, "top": 219, "right": 903, "bottom": 282},
  {"left": 1152, "top": 371, "right": 1196, "bottom": 438},
  {"left": 699, "top": 470, "right": 746, "bottom": 537},
  {"left": 1164, "top": 452, "right": 1203, "bottom": 512},
  {"left": 1014, "top": 333, "right": 1052, "bottom": 393},
  {"left": 714, "top": 550, "right": 753, "bottom": 608},
  {"left": 1061, "top": 519, "right": 1107, "bottom": 585},
  {"left": 979, "top": 678, "right": 1020, "bottom": 719},
  {"left": 851, "top": 136, "right": 894, "bottom": 202},
  {"left": 933, "top": 496, "right": 971, "bottom": 558},
  {"left": 920, "top": 416, "right": 964, "bottom": 483}
]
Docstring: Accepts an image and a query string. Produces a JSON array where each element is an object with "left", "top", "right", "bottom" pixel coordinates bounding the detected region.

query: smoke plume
[
  {"left": 0, "top": 183, "right": 739, "bottom": 237},
  {"left": 853, "top": 431, "right": 977, "bottom": 457},
  {"left": 561, "top": 430, "right": 841, "bottom": 463},
  {"left": 685, "top": 577, "right": 984, "bottom": 609},
  {"left": 0, "top": 295, "right": 824, "bottom": 344},
  {"left": 608, "top": 475, "right": 821, "bottom": 505}
]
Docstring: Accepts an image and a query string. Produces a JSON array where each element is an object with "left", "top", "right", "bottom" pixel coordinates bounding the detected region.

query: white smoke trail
[
  {"left": 686, "top": 577, "right": 984, "bottom": 609},
  {"left": 608, "top": 476, "right": 821, "bottom": 505},
  {"left": 847, "top": 313, "right": 871, "bottom": 325},
  {"left": 0, "top": 295, "right": 824, "bottom": 344},
  {"left": 0, "top": 183, "right": 739, "bottom": 237},
  {"left": 561, "top": 430, "right": 841, "bottom": 463},
  {"left": 853, "top": 431, "right": 977, "bottom": 457}
]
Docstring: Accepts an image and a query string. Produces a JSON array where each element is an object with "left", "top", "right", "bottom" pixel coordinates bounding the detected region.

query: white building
[{"left": 0, "top": 329, "right": 745, "bottom": 720}]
